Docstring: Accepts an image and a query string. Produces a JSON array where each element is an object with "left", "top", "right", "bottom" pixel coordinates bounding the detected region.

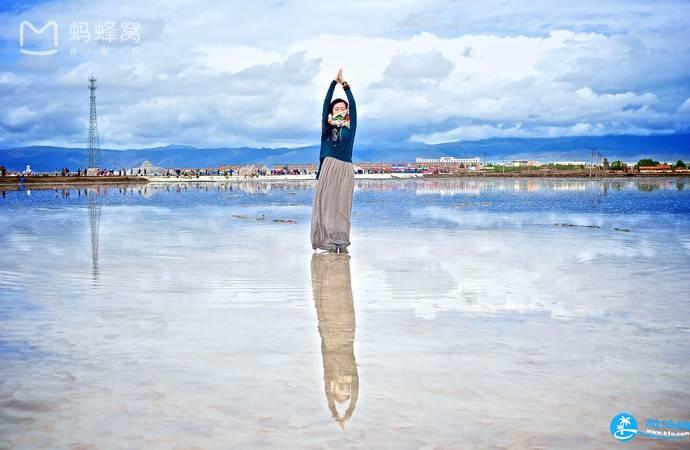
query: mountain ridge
[{"left": 1, "top": 134, "right": 688, "bottom": 171}]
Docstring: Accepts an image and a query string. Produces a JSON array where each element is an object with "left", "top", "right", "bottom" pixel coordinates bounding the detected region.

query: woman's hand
[{"left": 335, "top": 68, "right": 345, "bottom": 84}]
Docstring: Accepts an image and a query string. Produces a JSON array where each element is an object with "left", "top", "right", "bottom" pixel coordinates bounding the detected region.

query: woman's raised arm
[
  {"left": 322, "top": 79, "right": 337, "bottom": 123},
  {"left": 343, "top": 82, "right": 356, "bottom": 130}
]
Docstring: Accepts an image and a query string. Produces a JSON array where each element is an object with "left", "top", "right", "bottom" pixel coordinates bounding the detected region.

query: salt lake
[{"left": 1, "top": 177, "right": 689, "bottom": 449}]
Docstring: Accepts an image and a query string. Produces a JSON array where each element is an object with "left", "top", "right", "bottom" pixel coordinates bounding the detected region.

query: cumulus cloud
[
  {"left": 0, "top": 0, "right": 688, "bottom": 148},
  {"left": 382, "top": 51, "right": 454, "bottom": 83}
]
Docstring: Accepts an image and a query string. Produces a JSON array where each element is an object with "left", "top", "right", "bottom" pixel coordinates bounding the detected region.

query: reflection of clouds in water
[
  {"left": 0, "top": 206, "right": 313, "bottom": 306},
  {"left": 351, "top": 225, "right": 689, "bottom": 322},
  {"left": 573, "top": 243, "right": 657, "bottom": 263},
  {"left": 412, "top": 206, "right": 681, "bottom": 230},
  {"left": 1, "top": 179, "right": 689, "bottom": 448},
  {"left": 2, "top": 191, "right": 689, "bottom": 326},
  {"left": 3, "top": 202, "right": 687, "bottom": 324},
  {"left": 97, "top": 211, "right": 310, "bottom": 303},
  {"left": 105, "top": 204, "right": 313, "bottom": 223}
]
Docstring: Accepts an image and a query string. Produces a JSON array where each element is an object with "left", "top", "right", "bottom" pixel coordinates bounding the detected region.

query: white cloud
[
  {"left": 0, "top": 0, "right": 688, "bottom": 148},
  {"left": 2, "top": 106, "right": 40, "bottom": 128},
  {"left": 383, "top": 50, "right": 454, "bottom": 81},
  {"left": 0, "top": 71, "right": 28, "bottom": 86}
]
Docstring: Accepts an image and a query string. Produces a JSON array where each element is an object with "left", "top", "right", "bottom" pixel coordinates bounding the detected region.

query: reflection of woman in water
[
  {"left": 311, "top": 68, "right": 357, "bottom": 253},
  {"left": 310, "top": 253, "right": 359, "bottom": 427}
]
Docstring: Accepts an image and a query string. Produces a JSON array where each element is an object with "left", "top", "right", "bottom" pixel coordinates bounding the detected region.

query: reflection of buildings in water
[
  {"left": 233, "top": 181, "right": 272, "bottom": 195},
  {"left": 637, "top": 179, "right": 678, "bottom": 192},
  {"left": 146, "top": 180, "right": 317, "bottom": 195},
  {"left": 1, "top": 177, "right": 687, "bottom": 202},
  {"left": 415, "top": 180, "right": 482, "bottom": 195},
  {"left": 139, "top": 185, "right": 154, "bottom": 199},
  {"left": 355, "top": 180, "right": 417, "bottom": 193},
  {"left": 511, "top": 180, "right": 538, "bottom": 192},
  {"left": 412, "top": 178, "right": 689, "bottom": 195},
  {"left": 87, "top": 188, "right": 102, "bottom": 279},
  {"left": 552, "top": 181, "right": 588, "bottom": 191},
  {"left": 310, "top": 253, "right": 359, "bottom": 428}
]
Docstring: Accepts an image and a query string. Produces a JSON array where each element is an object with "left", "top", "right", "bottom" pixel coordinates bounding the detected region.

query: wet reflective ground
[{"left": 1, "top": 178, "right": 689, "bottom": 449}]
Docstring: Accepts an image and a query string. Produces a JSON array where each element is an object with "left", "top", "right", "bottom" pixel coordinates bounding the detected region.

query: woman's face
[{"left": 332, "top": 101, "right": 348, "bottom": 116}]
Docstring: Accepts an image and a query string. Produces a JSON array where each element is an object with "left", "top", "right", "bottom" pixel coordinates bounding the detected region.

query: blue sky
[{"left": 1, "top": 0, "right": 690, "bottom": 149}]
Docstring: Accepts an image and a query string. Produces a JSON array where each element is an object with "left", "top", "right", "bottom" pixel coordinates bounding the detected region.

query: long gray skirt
[{"left": 311, "top": 156, "right": 355, "bottom": 251}]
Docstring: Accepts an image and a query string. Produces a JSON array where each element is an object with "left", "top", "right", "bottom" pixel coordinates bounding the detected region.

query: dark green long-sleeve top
[{"left": 316, "top": 80, "right": 357, "bottom": 180}]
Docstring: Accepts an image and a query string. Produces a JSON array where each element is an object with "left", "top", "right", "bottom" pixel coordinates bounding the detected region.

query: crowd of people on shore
[
  {"left": 1, "top": 165, "right": 233, "bottom": 178},
  {"left": 2, "top": 165, "right": 143, "bottom": 177},
  {"left": 3, "top": 164, "right": 395, "bottom": 178},
  {"left": 270, "top": 167, "right": 312, "bottom": 176}
]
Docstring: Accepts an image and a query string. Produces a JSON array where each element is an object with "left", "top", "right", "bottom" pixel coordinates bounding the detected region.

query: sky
[{"left": 1, "top": 0, "right": 690, "bottom": 149}]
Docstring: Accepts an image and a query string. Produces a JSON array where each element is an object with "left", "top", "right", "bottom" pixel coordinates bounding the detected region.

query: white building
[
  {"left": 553, "top": 161, "right": 587, "bottom": 166},
  {"left": 512, "top": 160, "right": 543, "bottom": 167},
  {"left": 416, "top": 156, "right": 481, "bottom": 166}
]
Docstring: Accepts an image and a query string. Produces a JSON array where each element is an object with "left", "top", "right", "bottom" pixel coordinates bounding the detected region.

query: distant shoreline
[
  {"left": 0, "top": 176, "right": 147, "bottom": 186},
  {"left": 421, "top": 171, "right": 690, "bottom": 178},
  {"left": 1, "top": 172, "right": 689, "bottom": 189}
]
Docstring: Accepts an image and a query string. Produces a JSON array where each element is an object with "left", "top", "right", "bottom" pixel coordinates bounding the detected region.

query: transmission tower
[{"left": 86, "top": 75, "right": 101, "bottom": 170}]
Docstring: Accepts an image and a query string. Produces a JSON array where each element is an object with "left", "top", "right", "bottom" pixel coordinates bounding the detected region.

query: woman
[{"left": 311, "top": 68, "right": 357, "bottom": 253}]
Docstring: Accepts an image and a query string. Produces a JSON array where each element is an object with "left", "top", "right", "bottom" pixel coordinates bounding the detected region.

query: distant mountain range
[{"left": 1, "top": 134, "right": 689, "bottom": 172}]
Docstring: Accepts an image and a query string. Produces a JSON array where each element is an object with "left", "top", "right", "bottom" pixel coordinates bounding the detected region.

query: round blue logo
[{"left": 610, "top": 413, "right": 638, "bottom": 441}]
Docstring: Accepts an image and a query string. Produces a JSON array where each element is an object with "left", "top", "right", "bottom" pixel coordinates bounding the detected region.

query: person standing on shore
[{"left": 311, "top": 69, "right": 357, "bottom": 253}]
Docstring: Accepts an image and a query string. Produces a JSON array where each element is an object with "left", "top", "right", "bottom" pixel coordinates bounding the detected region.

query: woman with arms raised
[{"left": 311, "top": 68, "right": 357, "bottom": 253}]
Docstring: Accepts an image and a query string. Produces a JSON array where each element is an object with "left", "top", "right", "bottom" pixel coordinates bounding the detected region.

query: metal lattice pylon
[{"left": 86, "top": 75, "right": 101, "bottom": 169}]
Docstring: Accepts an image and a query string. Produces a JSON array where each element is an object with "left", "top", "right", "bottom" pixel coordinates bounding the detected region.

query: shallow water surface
[{"left": 1, "top": 178, "right": 689, "bottom": 449}]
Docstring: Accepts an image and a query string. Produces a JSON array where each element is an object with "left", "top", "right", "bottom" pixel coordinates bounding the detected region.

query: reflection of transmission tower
[
  {"left": 88, "top": 189, "right": 102, "bottom": 279},
  {"left": 86, "top": 75, "right": 101, "bottom": 170}
]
